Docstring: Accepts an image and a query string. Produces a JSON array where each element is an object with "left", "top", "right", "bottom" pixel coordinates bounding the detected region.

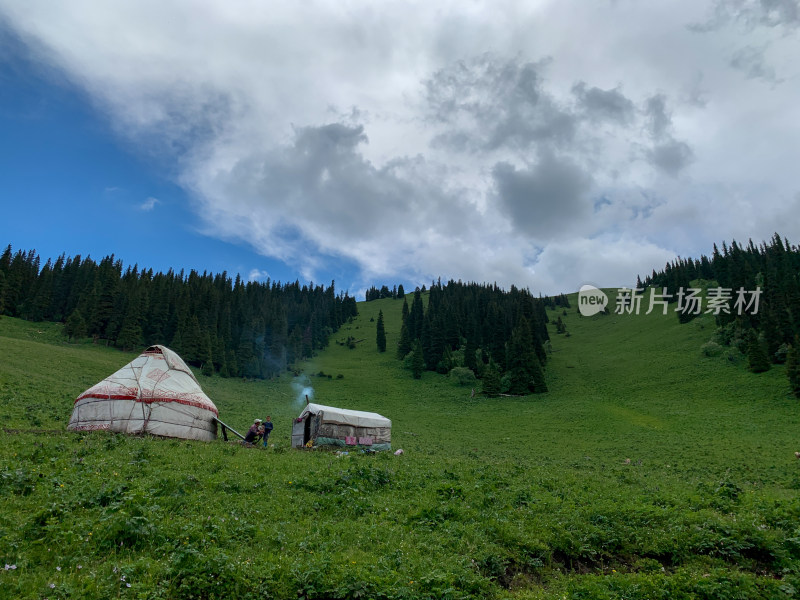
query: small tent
[
  {"left": 292, "top": 403, "right": 391, "bottom": 450},
  {"left": 68, "top": 345, "right": 218, "bottom": 441}
]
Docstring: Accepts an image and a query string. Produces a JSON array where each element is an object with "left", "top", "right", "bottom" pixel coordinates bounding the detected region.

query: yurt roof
[
  {"left": 299, "top": 403, "right": 390, "bottom": 429},
  {"left": 145, "top": 345, "right": 199, "bottom": 383},
  {"left": 74, "top": 345, "right": 218, "bottom": 416}
]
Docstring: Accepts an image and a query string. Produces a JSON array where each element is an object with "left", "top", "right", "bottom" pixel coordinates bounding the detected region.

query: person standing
[{"left": 262, "top": 416, "right": 274, "bottom": 447}]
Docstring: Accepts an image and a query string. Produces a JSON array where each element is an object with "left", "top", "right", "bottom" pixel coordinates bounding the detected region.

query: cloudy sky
[{"left": 1, "top": 0, "right": 799, "bottom": 296}]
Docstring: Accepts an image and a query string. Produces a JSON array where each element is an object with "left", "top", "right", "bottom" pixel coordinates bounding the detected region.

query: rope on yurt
[
  {"left": 141, "top": 360, "right": 174, "bottom": 431},
  {"left": 118, "top": 359, "right": 141, "bottom": 432}
]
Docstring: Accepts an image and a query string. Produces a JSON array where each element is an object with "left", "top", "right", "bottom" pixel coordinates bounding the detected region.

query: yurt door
[{"left": 291, "top": 419, "right": 305, "bottom": 448}]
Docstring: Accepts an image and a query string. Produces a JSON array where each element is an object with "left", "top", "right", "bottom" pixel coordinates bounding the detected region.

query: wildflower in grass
[
  {"left": 49, "top": 583, "right": 55, "bottom": 588},
  {"left": 126, "top": 583, "right": 131, "bottom": 588},
  {"left": 77, "top": 565, "right": 82, "bottom": 570},
  {"left": 56, "top": 566, "right": 61, "bottom": 571},
  {"left": 4, "top": 564, "right": 17, "bottom": 570}
]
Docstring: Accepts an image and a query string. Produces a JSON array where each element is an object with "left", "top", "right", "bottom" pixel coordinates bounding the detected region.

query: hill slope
[{"left": 1, "top": 296, "right": 798, "bottom": 599}]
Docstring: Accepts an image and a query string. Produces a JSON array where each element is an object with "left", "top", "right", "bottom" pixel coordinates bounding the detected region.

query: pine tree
[
  {"left": 218, "top": 353, "right": 230, "bottom": 378},
  {"left": 64, "top": 309, "right": 87, "bottom": 341},
  {"left": 555, "top": 316, "right": 566, "bottom": 334},
  {"left": 226, "top": 349, "right": 239, "bottom": 378},
  {"left": 201, "top": 336, "right": 214, "bottom": 376},
  {"left": 90, "top": 257, "right": 120, "bottom": 339},
  {"left": 397, "top": 322, "right": 412, "bottom": 359},
  {"left": 410, "top": 340, "right": 424, "bottom": 379},
  {"left": 184, "top": 315, "right": 204, "bottom": 364},
  {"left": 171, "top": 328, "right": 184, "bottom": 355},
  {"left": 117, "top": 302, "right": 143, "bottom": 352},
  {"left": 410, "top": 290, "right": 424, "bottom": 340},
  {"left": 376, "top": 310, "right": 387, "bottom": 352},
  {"left": 482, "top": 361, "right": 502, "bottom": 397},
  {"left": 786, "top": 339, "right": 800, "bottom": 398},
  {"left": 747, "top": 330, "right": 771, "bottom": 373},
  {"left": 464, "top": 324, "right": 479, "bottom": 374},
  {"left": 437, "top": 345, "right": 454, "bottom": 374},
  {"left": 507, "top": 316, "right": 548, "bottom": 394},
  {"left": 0, "top": 270, "right": 5, "bottom": 317},
  {"left": 29, "top": 259, "right": 53, "bottom": 321}
]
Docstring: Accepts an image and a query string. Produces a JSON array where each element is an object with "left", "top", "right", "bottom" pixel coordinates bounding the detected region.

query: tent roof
[
  {"left": 300, "top": 403, "right": 390, "bottom": 428},
  {"left": 147, "top": 345, "right": 199, "bottom": 384},
  {"left": 74, "top": 344, "right": 218, "bottom": 416}
]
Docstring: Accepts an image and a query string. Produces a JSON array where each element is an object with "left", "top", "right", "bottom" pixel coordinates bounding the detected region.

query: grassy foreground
[{"left": 1, "top": 296, "right": 799, "bottom": 599}]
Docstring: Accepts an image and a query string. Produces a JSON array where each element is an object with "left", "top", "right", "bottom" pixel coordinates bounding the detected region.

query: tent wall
[
  {"left": 316, "top": 423, "right": 391, "bottom": 444},
  {"left": 69, "top": 398, "right": 217, "bottom": 441},
  {"left": 292, "top": 406, "right": 392, "bottom": 450}
]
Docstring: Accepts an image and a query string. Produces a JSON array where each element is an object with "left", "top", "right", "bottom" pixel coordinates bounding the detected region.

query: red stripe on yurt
[
  {"left": 74, "top": 394, "right": 218, "bottom": 416},
  {"left": 76, "top": 393, "right": 138, "bottom": 402},
  {"left": 138, "top": 397, "right": 219, "bottom": 416}
]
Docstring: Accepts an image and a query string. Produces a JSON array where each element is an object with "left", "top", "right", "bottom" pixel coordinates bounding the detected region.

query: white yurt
[{"left": 68, "top": 345, "right": 218, "bottom": 441}]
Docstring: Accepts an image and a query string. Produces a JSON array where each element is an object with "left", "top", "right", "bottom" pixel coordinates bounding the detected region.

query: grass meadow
[{"left": 1, "top": 294, "right": 799, "bottom": 599}]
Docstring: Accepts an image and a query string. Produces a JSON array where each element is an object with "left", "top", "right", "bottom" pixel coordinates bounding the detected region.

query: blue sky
[
  {"left": 1, "top": 1, "right": 799, "bottom": 297},
  {"left": 0, "top": 32, "right": 357, "bottom": 291}
]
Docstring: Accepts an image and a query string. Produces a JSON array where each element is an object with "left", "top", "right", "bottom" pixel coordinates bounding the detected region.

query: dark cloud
[
  {"left": 690, "top": 2, "right": 792, "bottom": 87},
  {"left": 212, "top": 120, "right": 477, "bottom": 272},
  {"left": 730, "top": 45, "right": 780, "bottom": 82},
  {"left": 428, "top": 55, "right": 697, "bottom": 186},
  {"left": 572, "top": 82, "right": 635, "bottom": 124},
  {"left": 644, "top": 94, "right": 672, "bottom": 140},
  {"left": 492, "top": 152, "right": 592, "bottom": 238},
  {"left": 646, "top": 140, "right": 695, "bottom": 177},
  {"left": 425, "top": 55, "right": 576, "bottom": 152},
  {"left": 760, "top": 0, "right": 800, "bottom": 27},
  {"left": 690, "top": 0, "right": 800, "bottom": 31},
  {"left": 641, "top": 94, "right": 694, "bottom": 175},
  {"left": 241, "top": 123, "right": 414, "bottom": 234}
]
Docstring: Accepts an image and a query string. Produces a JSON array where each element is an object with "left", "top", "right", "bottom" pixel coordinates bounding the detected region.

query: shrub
[
  {"left": 701, "top": 341, "right": 723, "bottom": 357},
  {"left": 774, "top": 343, "right": 789, "bottom": 364},
  {"left": 449, "top": 367, "right": 477, "bottom": 386},
  {"left": 162, "top": 548, "right": 249, "bottom": 599},
  {"left": 787, "top": 342, "right": 800, "bottom": 398},
  {"left": 747, "top": 331, "right": 771, "bottom": 373}
]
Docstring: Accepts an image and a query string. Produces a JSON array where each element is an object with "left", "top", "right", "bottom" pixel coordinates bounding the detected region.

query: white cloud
[
  {"left": 139, "top": 196, "right": 160, "bottom": 211},
  {"left": 248, "top": 268, "right": 270, "bottom": 282},
  {"left": 2, "top": 0, "right": 800, "bottom": 294}
]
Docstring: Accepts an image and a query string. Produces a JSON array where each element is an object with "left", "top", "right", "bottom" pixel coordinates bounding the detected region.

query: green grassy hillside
[{"left": 1, "top": 295, "right": 798, "bottom": 599}]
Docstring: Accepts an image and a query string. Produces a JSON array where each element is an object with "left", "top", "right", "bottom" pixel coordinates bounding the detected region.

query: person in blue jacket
[{"left": 261, "top": 416, "right": 274, "bottom": 447}]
